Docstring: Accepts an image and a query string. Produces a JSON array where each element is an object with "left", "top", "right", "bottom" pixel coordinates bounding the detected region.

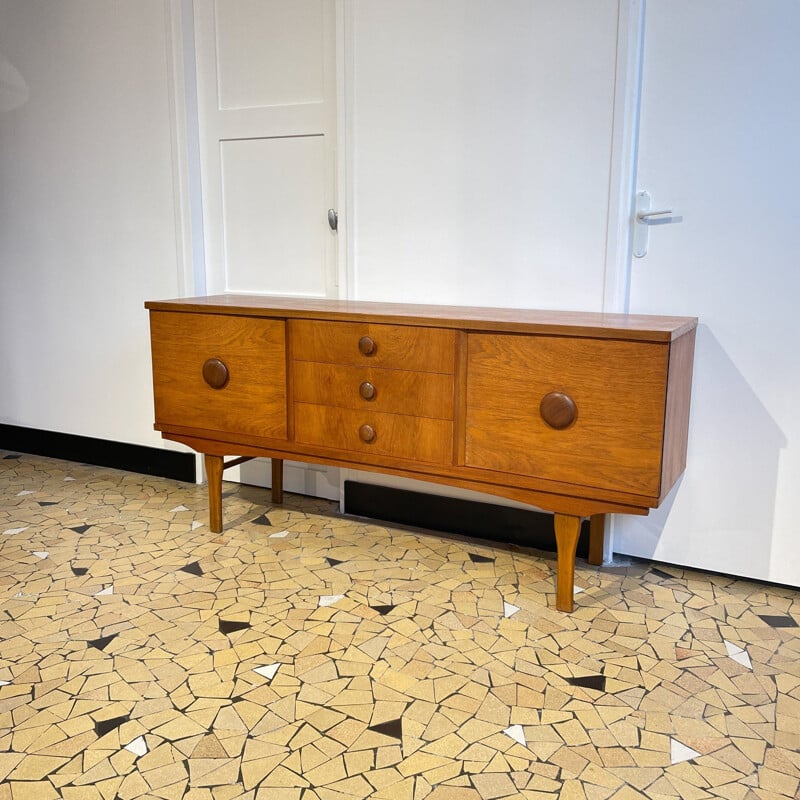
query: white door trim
[
  {"left": 336, "top": 0, "right": 355, "bottom": 301},
  {"left": 600, "top": 0, "right": 646, "bottom": 561},
  {"left": 336, "top": 0, "right": 358, "bottom": 506},
  {"left": 602, "top": 0, "right": 646, "bottom": 317},
  {"left": 165, "top": 0, "right": 207, "bottom": 483},
  {"left": 164, "top": 0, "right": 197, "bottom": 298}
]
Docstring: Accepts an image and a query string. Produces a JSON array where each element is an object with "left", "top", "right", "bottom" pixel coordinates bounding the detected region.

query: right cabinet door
[{"left": 465, "top": 334, "right": 669, "bottom": 497}]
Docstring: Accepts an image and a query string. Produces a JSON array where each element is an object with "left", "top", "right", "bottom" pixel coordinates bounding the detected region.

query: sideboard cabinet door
[
  {"left": 464, "top": 334, "right": 669, "bottom": 497},
  {"left": 149, "top": 311, "right": 287, "bottom": 441}
]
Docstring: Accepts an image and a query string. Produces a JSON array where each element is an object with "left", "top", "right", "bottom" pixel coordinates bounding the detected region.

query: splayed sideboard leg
[{"left": 554, "top": 513, "right": 582, "bottom": 612}]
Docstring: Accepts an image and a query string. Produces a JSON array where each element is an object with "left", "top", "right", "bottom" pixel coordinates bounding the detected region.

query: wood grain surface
[
  {"left": 465, "top": 333, "right": 669, "bottom": 495},
  {"left": 660, "top": 328, "right": 697, "bottom": 500},
  {"left": 146, "top": 295, "right": 697, "bottom": 342},
  {"left": 149, "top": 311, "right": 287, "bottom": 440},
  {"left": 292, "top": 361, "right": 454, "bottom": 419},
  {"left": 290, "top": 319, "right": 456, "bottom": 373},
  {"left": 294, "top": 402, "right": 453, "bottom": 465}
]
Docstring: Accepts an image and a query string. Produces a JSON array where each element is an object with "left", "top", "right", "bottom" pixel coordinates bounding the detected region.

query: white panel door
[
  {"left": 193, "top": 0, "right": 340, "bottom": 499},
  {"left": 194, "top": 0, "right": 338, "bottom": 298},
  {"left": 220, "top": 137, "right": 329, "bottom": 295},
  {"left": 616, "top": 1, "right": 800, "bottom": 585}
]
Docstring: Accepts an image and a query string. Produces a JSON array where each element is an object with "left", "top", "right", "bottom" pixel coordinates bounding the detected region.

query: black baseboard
[
  {"left": 344, "top": 480, "right": 590, "bottom": 556},
  {"left": 0, "top": 424, "right": 196, "bottom": 482}
]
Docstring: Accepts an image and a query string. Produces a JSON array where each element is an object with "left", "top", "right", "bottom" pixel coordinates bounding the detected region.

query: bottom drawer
[{"left": 294, "top": 403, "right": 453, "bottom": 464}]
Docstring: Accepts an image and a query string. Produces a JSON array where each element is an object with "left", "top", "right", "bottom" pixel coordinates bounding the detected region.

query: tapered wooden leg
[
  {"left": 588, "top": 514, "right": 605, "bottom": 566},
  {"left": 204, "top": 454, "right": 224, "bottom": 533},
  {"left": 554, "top": 513, "right": 582, "bottom": 612},
  {"left": 271, "top": 458, "right": 284, "bottom": 504}
]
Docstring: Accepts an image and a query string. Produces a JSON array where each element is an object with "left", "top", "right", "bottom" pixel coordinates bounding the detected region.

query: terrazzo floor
[{"left": 1, "top": 451, "right": 799, "bottom": 800}]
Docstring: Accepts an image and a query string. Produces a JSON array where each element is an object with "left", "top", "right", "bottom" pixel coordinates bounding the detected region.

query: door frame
[
  {"left": 336, "top": 0, "right": 355, "bottom": 300},
  {"left": 602, "top": 0, "right": 645, "bottom": 317},
  {"left": 166, "top": 0, "right": 206, "bottom": 300},
  {"left": 164, "top": 0, "right": 207, "bottom": 482},
  {"left": 600, "top": 0, "right": 647, "bottom": 559}
]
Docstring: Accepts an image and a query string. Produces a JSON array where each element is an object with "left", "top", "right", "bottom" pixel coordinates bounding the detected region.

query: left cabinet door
[{"left": 149, "top": 311, "right": 287, "bottom": 442}]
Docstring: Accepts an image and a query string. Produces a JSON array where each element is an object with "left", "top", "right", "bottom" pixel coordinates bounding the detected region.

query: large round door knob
[
  {"left": 540, "top": 392, "right": 576, "bottom": 429},
  {"left": 202, "top": 357, "right": 229, "bottom": 389},
  {"left": 359, "top": 424, "right": 376, "bottom": 443},
  {"left": 358, "top": 336, "right": 377, "bottom": 356},
  {"left": 359, "top": 381, "right": 376, "bottom": 400}
]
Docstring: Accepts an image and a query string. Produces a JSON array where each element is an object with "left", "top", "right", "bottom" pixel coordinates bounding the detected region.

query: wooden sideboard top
[{"left": 145, "top": 295, "right": 697, "bottom": 343}]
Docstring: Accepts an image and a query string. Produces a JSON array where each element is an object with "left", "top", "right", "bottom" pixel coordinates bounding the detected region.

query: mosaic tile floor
[{"left": 1, "top": 451, "right": 799, "bottom": 800}]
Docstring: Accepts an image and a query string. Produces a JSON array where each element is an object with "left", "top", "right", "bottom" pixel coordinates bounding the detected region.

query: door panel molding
[{"left": 193, "top": 0, "right": 338, "bottom": 298}]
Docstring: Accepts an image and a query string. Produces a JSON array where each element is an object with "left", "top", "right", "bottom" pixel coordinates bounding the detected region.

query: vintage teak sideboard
[{"left": 145, "top": 295, "right": 697, "bottom": 612}]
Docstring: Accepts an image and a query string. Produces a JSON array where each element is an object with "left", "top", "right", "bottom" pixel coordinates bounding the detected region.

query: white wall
[
  {"left": 0, "top": 0, "right": 185, "bottom": 447},
  {"left": 348, "top": 0, "right": 620, "bottom": 311}
]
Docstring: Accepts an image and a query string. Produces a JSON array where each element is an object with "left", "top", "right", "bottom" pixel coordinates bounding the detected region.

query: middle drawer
[{"left": 292, "top": 361, "right": 454, "bottom": 419}]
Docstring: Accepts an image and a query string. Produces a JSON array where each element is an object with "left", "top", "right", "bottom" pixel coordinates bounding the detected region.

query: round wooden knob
[
  {"left": 359, "top": 424, "right": 376, "bottom": 443},
  {"left": 359, "top": 381, "right": 376, "bottom": 400},
  {"left": 202, "top": 358, "right": 229, "bottom": 389},
  {"left": 540, "top": 392, "right": 576, "bottom": 429},
  {"left": 358, "top": 336, "right": 377, "bottom": 356}
]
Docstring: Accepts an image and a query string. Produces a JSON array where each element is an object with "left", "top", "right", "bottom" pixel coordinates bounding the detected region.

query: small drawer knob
[
  {"left": 358, "top": 336, "right": 377, "bottom": 356},
  {"left": 359, "top": 381, "right": 376, "bottom": 400},
  {"left": 202, "top": 357, "right": 229, "bottom": 389},
  {"left": 359, "top": 424, "right": 376, "bottom": 443},
  {"left": 540, "top": 391, "right": 576, "bottom": 429}
]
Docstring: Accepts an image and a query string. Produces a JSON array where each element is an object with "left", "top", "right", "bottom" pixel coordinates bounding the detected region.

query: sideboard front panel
[
  {"left": 149, "top": 311, "right": 287, "bottom": 441},
  {"left": 464, "top": 334, "right": 669, "bottom": 496}
]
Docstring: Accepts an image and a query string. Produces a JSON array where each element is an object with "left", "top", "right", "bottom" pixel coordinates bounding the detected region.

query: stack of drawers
[{"left": 290, "top": 320, "right": 457, "bottom": 465}]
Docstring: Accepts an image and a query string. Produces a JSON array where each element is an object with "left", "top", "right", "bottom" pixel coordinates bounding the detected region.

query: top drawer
[{"left": 290, "top": 320, "right": 456, "bottom": 373}]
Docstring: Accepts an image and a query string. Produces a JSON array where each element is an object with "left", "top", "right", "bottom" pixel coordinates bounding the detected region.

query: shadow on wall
[
  {"left": 0, "top": 56, "right": 29, "bottom": 112},
  {"left": 614, "top": 324, "right": 786, "bottom": 581}
]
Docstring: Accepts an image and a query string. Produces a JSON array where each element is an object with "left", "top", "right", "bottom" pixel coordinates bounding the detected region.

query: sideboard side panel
[{"left": 659, "top": 327, "right": 697, "bottom": 500}]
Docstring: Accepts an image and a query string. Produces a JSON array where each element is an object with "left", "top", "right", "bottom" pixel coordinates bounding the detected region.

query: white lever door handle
[
  {"left": 636, "top": 209, "right": 683, "bottom": 225},
  {"left": 633, "top": 191, "right": 683, "bottom": 257}
]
